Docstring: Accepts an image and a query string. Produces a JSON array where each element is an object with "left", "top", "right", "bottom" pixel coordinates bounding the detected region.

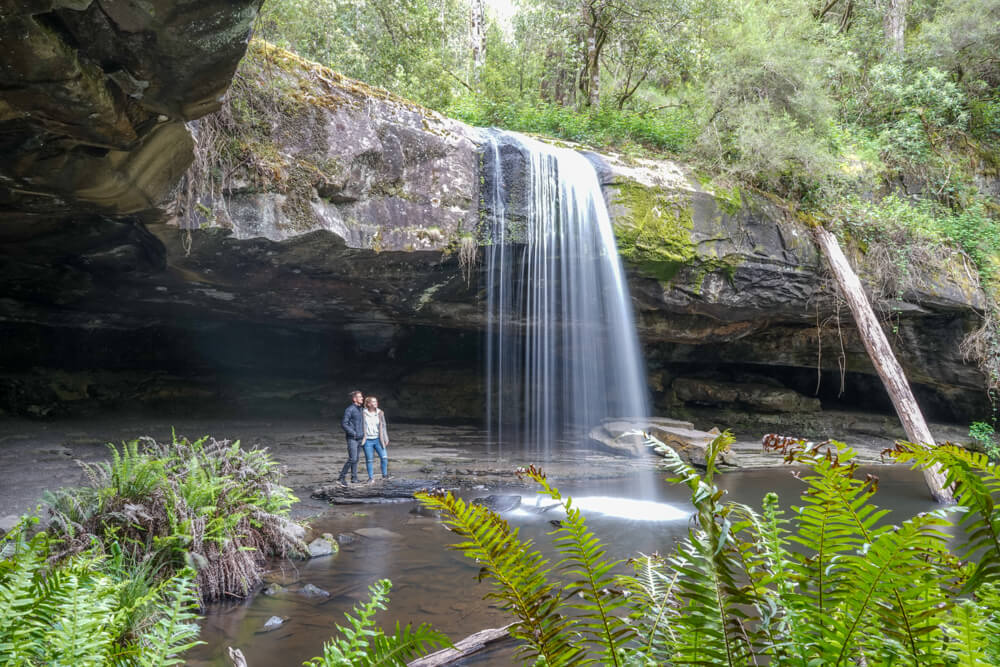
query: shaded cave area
[{"left": 0, "top": 314, "right": 982, "bottom": 446}]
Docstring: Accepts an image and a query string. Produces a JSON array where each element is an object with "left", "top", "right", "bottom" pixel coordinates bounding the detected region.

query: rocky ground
[{"left": 0, "top": 410, "right": 973, "bottom": 530}]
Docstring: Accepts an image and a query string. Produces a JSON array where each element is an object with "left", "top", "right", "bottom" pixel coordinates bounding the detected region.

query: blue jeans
[{"left": 363, "top": 437, "right": 388, "bottom": 479}]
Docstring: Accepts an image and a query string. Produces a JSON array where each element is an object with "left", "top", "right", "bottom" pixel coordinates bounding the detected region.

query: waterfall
[{"left": 483, "top": 130, "right": 649, "bottom": 456}]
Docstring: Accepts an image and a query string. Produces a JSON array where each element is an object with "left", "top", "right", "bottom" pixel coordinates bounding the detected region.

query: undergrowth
[
  {"left": 447, "top": 95, "right": 696, "bottom": 155},
  {"left": 0, "top": 521, "right": 201, "bottom": 666},
  {"left": 44, "top": 434, "right": 305, "bottom": 603}
]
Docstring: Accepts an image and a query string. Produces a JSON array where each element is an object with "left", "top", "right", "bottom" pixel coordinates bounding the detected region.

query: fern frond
[
  {"left": 892, "top": 442, "right": 1000, "bottom": 592},
  {"left": 620, "top": 554, "right": 679, "bottom": 662},
  {"left": 415, "top": 489, "right": 585, "bottom": 665},
  {"left": 526, "top": 469, "right": 635, "bottom": 665},
  {"left": 368, "top": 621, "right": 451, "bottom": 666},
  {"left": 648, "top": 432, "right": 754, "bottom": 665}
]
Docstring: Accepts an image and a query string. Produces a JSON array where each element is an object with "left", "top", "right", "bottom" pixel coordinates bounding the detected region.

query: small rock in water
[
  {"left": 307, "top": 536, "right": 339, "bottom": 558},
  {"left": 262, "top": 583, "right": 285, "bottom": 596},
  {"left": 335, "top": 532, "right": 356, "bottom": 544},
  {"left": 299, "top": 583, "right": 331, "bottom": 598},
  {"left": 261, "top": 616, "right": 287, "bottom": 632},
  {"left": 472, "top": 495, "right": 521, "bottom": 513},
  {"left": 354, "top": 527, "right": 403, "bottom": 539}
]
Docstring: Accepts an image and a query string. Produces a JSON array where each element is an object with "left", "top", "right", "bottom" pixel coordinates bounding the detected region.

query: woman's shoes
[{"left": 366, "top": 478, "right": 375, "bottom": 486}]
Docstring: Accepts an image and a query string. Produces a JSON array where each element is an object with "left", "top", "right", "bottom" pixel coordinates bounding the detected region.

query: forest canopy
[{"left": 256, "top": 0, "right": 998, "bottom": 199}]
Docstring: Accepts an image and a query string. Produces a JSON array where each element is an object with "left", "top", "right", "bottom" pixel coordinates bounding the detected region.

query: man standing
[{"left": 338, "top": 390, "right": 364, "bottom": 486}]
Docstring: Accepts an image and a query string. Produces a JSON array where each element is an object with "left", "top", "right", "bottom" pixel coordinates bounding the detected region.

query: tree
[
  {"left": 883, "top": 0, "right": 908, "bottom": 55},
  {"left": 470, "top": 0, "right": 486, "bottom": 87}
]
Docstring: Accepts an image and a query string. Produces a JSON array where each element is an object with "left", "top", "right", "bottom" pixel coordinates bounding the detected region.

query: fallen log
[
  {"left": 814, "top": 226, "right": 952, "bottom": 502},
  {"left": 407, "top": 624, "right": 514, "bottom": 667}
]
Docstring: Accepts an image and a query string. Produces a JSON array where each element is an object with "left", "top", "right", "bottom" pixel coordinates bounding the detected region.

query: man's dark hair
[{"left": 349, "top": 390, "right": 363, "bottom": 399}]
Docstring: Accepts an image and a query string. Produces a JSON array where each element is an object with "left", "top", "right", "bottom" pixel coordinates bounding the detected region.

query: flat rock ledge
[{"left": 587, "top": 417, "right": 738, "bottom": 467}]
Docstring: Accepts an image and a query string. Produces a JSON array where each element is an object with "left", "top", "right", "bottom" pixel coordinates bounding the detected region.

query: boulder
[
  {"left": 586, "top": 417, "right": 696, "bottom": 457},
  {"left": 259, "top": 616, "right": 287, "bottom": 632},
  {"left": 587, "top": 417, "right": 737, "bottom": 467},
  {"left": 354, "top": 527, "right": 403, "bottom": 540}
]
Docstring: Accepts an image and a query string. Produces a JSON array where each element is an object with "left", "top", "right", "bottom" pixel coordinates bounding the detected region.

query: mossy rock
[{"left": 612, "top": 182, "right": 697, "bottom": 282}]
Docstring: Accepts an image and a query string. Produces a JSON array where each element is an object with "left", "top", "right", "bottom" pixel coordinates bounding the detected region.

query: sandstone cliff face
[
  {"left": 1, "top": 0, "right": 262, "bottom": 218},
  {"left": 0, "top": 37, "right": 989, "bottom": 424}
]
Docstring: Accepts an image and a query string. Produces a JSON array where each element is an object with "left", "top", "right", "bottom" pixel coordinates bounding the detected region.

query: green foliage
[
  {"left": 45, "top": 434, "right": 305, "bottom": 603},
  {"left": 303, "top": 579, "right": 450, "bottom": 667},
  {"left": 447, "top": 96, "right": 696, "bottom": 153},
  {"left": 0, "top": 523, "right": 201, "bottom": 666},
  {"left": 970, "top": 420, "right": 999, "bottom": 459},
  {"left": 859, "top": 63, "right": 969, "bottom": 165}
]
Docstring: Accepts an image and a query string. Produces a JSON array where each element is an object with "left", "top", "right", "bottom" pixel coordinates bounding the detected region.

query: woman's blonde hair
[{"left": 364, "top": 396, "right": 379, "bottom": 409}]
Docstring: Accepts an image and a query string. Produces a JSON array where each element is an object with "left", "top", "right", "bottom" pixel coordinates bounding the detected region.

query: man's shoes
[
  {"left": 337, "top": 479, "right": 348, "bottom": 488},
  {"left": 382, "top": 474, "right": 393, "bottom": 481},
  {"left": 350, "top": 478, "right": 359, "bottom": 484}
]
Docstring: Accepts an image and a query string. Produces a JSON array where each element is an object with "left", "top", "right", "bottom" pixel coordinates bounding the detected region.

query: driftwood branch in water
[
  {"left": 407, "top": 624, "right": 514, "bottom": 667},
  {"left": 813, "top": 226, "right": 952, "bottom": 502},
  {"left": 227, "top": 647, "right": 248, "bottom": 667}
]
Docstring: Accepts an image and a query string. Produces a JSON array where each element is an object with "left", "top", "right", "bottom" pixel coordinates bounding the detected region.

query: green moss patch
[{"left": 613, "top": 182, "right": 697, "bottom": 282}]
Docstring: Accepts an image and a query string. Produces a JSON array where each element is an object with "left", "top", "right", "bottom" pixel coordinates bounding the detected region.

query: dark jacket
[{"left": 342, "top": 403, "right": 364, "bottom": 441}]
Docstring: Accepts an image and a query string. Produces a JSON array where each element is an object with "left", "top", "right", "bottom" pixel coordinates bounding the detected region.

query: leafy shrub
[
  {"left": 0, "top": 522, "right": 201, "bottom": 666},
  {"left": 970, "top": 421, "right": 999, "bottom": 460},
  {"left": 303, "top": 579, "right": 449, "bottom": 666},
  {"left": 860, "top": 64, "right": 969, "bottom": 165},
  {"left": 45, "top": 434, "right": 305, "bottom": 603}
]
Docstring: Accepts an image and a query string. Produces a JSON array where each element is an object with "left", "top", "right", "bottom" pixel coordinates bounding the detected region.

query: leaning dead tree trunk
[{"left": 814, "top": 226, "right": 952, "bottom": 502}]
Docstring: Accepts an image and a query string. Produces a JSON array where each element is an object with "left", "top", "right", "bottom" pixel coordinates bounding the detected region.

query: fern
[
  {"left": 133, "top": 570, "right": 203, "bottom": 667},
  {"left": 303, "top": 579, "right": 449, "bottom": 667},
  {"left": 649, "top": 431, "right": 755, "bottom": 666},
  {"left": 415, "top": 488, "right": 585, "bottom": 665},
  {"left": 620, "top": 554, "right": 678, "bottom": 663},
  {"left": 526, "top": 467, "right": 635, "bottom": 665},
  {"left": 892, "top": 442, "right": 1000, "bottom": 592}
]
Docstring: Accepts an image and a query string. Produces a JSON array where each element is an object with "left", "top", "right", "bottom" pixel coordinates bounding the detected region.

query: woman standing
[{"left": 361, "top": 395, "right": 390, "bottom": 484}]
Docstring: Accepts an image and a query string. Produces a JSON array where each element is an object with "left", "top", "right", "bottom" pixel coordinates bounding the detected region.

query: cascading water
[{"left": 483, "top": 130, "right": 649, "bottom": 457}]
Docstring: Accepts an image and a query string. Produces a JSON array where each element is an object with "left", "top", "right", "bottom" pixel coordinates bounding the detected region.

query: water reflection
[{"left": 512, "top": 495, "right": 689, "bottom": 522}]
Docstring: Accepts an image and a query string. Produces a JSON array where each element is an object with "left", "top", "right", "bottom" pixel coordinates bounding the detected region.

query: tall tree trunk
[
  {"left": 579, "top": 2, "right": 601, "bottom": 108},
  {"left": 586, "top": 25, "right": 600, "bottom": 107},
  {"left": 883, "top": 0, "right": 908, "bottom": 55},
  {"left": 814, "top": 227, "right": 952, "bottom": 502},
  {"left": 470, "top": 0, "right": 486, "bottom": 87}
]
